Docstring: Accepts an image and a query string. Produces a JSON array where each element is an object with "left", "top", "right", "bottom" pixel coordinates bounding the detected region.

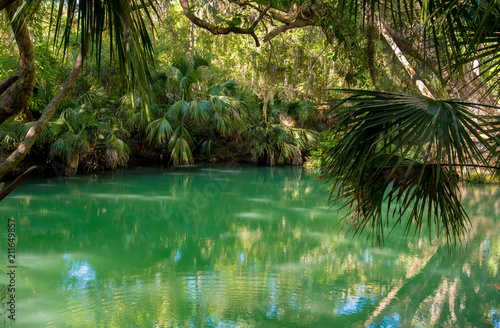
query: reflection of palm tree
[{"left": 365, "top": 241, "right": 439, "bottom": 326}]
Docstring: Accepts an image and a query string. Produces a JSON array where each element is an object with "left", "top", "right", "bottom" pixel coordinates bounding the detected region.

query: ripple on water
[
  {"left": 86, "top": 193, "right": 175, "bottom": 201},
  {"left": 182, "top": 272, "right": 271, "bottom": 307},
  {"left": 234, "top": 211, "right": 275, "bottom": 220}
]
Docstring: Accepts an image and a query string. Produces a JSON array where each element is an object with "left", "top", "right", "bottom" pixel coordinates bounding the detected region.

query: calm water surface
[{"left": 0, "top": 164, "right": 499, "bottom": 327}]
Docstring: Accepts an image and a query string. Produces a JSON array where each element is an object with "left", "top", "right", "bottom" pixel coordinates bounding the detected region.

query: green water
[{"left": 0, "top": 164, "right": 499, "bottom": 327}]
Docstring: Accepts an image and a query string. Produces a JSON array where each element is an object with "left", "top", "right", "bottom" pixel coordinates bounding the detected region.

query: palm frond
[
  {"left": 49, "top": 138, "right": 75, "bottom": 161},
  {"left": 323, "top": 90, "right": 500, "bottom": 243},
  {"left": 169, "top": 124, "right": 194, "bottom": 166},
  {"left": 188, "top": 99, "right": 211, "bottom": 122},
  {"left": 18, "top": 0, "right": 160, "bottom": 120},
  {"left": 146, "top": 116, "right": 173, "bottom": 144},
  {"left": 192, "top": 53, "right": 211, "bottom": 70},
  {"left": 200, "top": 138, "right": 213, "bottom": 155},
  {"left": 209, "top": 80, "right": 239, "bottom": 96},
  {"left": 167, "top": 99, "right": 189, "bottom": 123}
]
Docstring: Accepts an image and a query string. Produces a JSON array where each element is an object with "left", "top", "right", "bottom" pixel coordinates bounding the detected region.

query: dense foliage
[{"left": 2, "top": 0, "right": 500, "bottom": 242}]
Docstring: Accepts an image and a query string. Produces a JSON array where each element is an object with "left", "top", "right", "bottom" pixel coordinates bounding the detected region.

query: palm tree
[
  {"left": 145, "top": 58, "right": 245, "bottom": 165},
  {"left": 49, "top": 95, "right": 130, "bottom": 175},
  {"left": 319, "top": 0, "right": 500, "bottom": 243},
  {"left": 243, "top": 95, "right": 319, "bottom": 166},
  {"left": 0, "top": 0, "right": 157, "bottom": 180}
]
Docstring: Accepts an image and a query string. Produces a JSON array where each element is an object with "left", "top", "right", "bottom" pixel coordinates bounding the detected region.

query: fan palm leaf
[
  {"left": 322, "top": 90, "right": 500, "bottom": 243},
  {"left": 209, "top": 80, "right": 239, "bottom": 96},
  {"left": 188, "top": 99, "right": 211, "bottom": 122},
  {"left": 146, "top": 116, "right": 173, "bottom": 144},
  {"left": 169, "top": 124, "right": 194, "bottom": 165},
  {"left": 167, "top": 99, "right": 190, "bottom": 123}
]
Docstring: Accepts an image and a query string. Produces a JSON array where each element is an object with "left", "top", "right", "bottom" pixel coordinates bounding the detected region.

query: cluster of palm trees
[
  {"left": 2, "top": 0, "right": 500, "bottom": 240},
  {"left": 0, "top": 54, "right": 319, "bottom": 173}
]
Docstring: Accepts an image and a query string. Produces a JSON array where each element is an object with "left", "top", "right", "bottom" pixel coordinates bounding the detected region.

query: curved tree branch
[
  {"left": 263, "top": 18, "right": 313, "bottom": 43},
  {"left": 0, "top": 1, "right": 36, "bottom": 124},
  {"left": 179, "top": 0, "right": 265, "bottom": 46},
  {"left": 0, "top": 39, "right": 90, "bottom": 180},
  {"left": 268, "top": 4, "right": 298, "bottom": 24}
]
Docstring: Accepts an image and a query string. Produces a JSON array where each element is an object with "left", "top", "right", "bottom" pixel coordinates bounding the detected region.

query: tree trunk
[
  {"left": 0, "top": 165, "right": 38, "bottom": 201},
  {"left": 376, "top": 19, "right": 436, "bottom": 99},
  {"left": 305, "top": 56, "right": 312, "bottom": 98},
  {"left": 0, "top": 1, "right": 36, "bottom": 124},
  {"left": 0, "top": 41, "right": 90, "bottom": 180},
  {"left": 189, "top": 22, "right": 195, "bottom": 52}
]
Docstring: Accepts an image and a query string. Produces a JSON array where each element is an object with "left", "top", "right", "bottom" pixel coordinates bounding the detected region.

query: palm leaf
[
  {"left": 209, "top": 80, "right": 239, "bottom": 96},
  {"left": 146, "top": 116, "right": 173, "bottom": 144},
  {"left": 17, "top": 0, "right": 160, "bottom": 120},
  {"left": 188, "top": 99, "right": 211, "bottom": 122},
  {"left": 49, "top": 138, "right": 75, "bottom": 161},
  {"left": 167, "top": 99, "right": 190, "bottom": 123},
  {"left": 169, "top": 124, "right": 194, "bottom": 166},
  {"left": 322, "top": 90, "right": 500, "bottom": 243}
]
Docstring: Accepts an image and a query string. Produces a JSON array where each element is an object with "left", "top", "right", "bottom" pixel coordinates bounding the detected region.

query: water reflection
[
  {"left": 60, "top": 254, "right": 97, "bottom": 291},
  {"left": 0, "top": 165, "right": 498, "bottom": 327}
]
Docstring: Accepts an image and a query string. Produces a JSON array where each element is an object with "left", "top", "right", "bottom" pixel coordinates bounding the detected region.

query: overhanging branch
[
  {"left": 269, "top": 4, "right": 298, "bottom": 24},
  {"left": 263, "top": 18, "right": 313, "bottom": 43},
  {"left": 0, "top": 38, "right": 90, "bottom": 180},
  {"left": 179, "top": 0, "right": 264, "bottom": 46},
  {"left": 0, "top": 165, "right": 38, "bottom": 202}
]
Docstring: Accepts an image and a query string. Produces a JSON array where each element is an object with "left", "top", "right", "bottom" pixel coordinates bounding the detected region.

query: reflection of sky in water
[
  {"left": 337, "top": 284, "right": 375, "bottom": 316},
  {"left": 60, "top": 254, "right": 97, "bottom": 292},
  {"left": 266, "top": 276, "right": 280, "bottom": 319},
  {"left": 289, "top": 291, "right": 300, "bottom": 310},
  {"left": 364, "top": 250, "right": 373, "bottom": 263},
  {"left": 367, "top": 313, "right": 402, "bottom": 328},
  {"left": 186, "top": 275, "right": 197, "bottom": 303},
  {"left": 492, "top": 308, "right": 500, "bottom": 328},
  {"left": 174, "top": 249, "right": 182, "bottom": 264},
  {"left": 197, "top": 315, "right": 244, "bottom": 328}
]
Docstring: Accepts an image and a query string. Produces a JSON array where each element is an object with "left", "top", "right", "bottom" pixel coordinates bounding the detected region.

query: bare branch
[
  {"left": 375, "top": 17, "right": 436, "bottom": 99},
  {"left": 269, "top": 4, "right": 298, "bottom": 24},
  {"left": 263, "top": 18, "right": 313, "bottom": 43},
  {"left": 179, "top": 0, "right": 262, "bottom": 46},
  {"left": 0, "top": 39, "right": 90, "bottom": 180},
  {"left": 250, "top": 5, "right": 271, "bottom": 30},
  {"left": 0, "top": 165, "right": 38, "bottom": 202}
]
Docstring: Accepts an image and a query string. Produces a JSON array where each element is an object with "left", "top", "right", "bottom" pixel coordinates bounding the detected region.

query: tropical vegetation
[{"left": 1, "top": 0, "right": 500, "bottom": 241}]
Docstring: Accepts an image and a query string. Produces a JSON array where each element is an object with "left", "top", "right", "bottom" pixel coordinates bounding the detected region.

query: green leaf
[{"left": 322, "top": 89, "right": 500, "bottom": 244}]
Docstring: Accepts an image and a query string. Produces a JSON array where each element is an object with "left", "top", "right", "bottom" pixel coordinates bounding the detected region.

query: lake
[{"left": 0, "top": 164, "right": 499, "bottom": 327}]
